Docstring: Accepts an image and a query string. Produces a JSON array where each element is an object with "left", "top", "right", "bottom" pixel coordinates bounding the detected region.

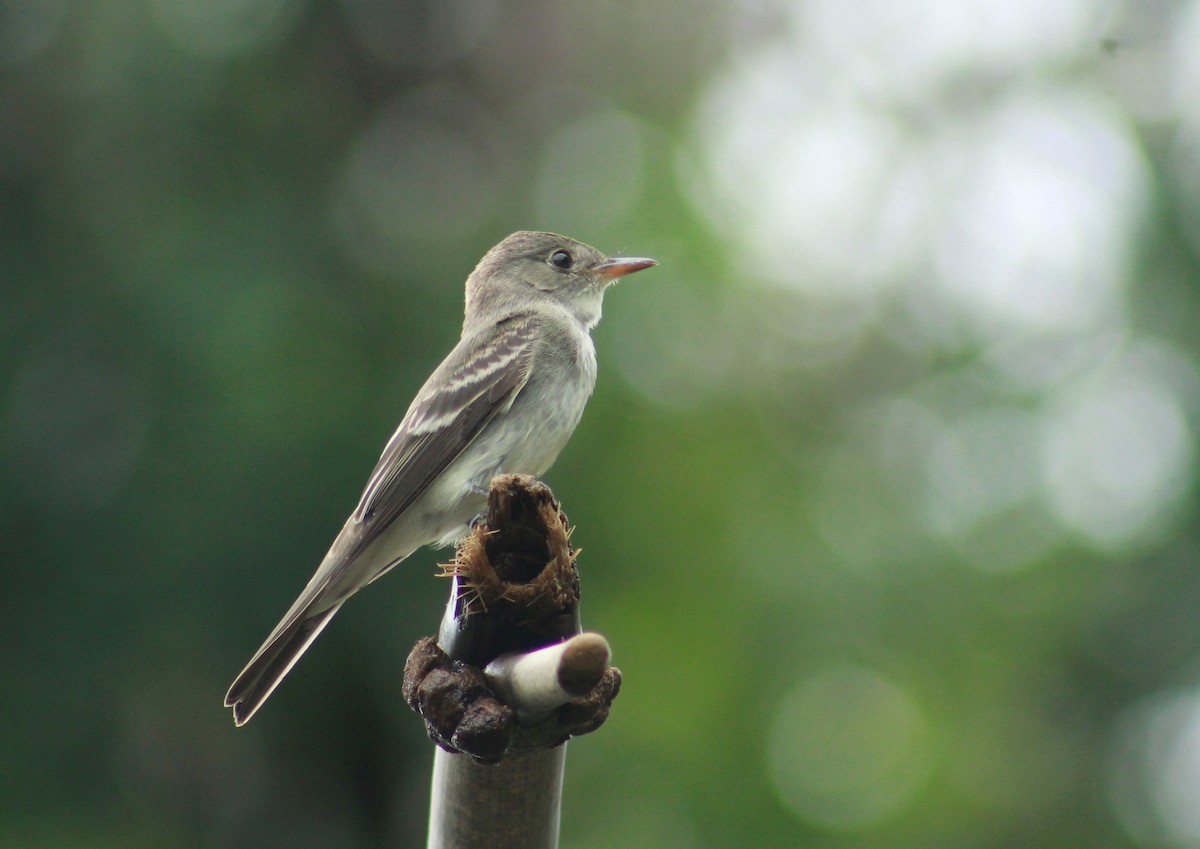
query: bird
[{"left": 224, "top": 231, "right": 656, "bottom": 725}]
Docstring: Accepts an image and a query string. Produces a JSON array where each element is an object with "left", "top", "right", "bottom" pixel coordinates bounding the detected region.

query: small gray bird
[{"left": 225, "top": 231, "right": 656, "bottom": 725}]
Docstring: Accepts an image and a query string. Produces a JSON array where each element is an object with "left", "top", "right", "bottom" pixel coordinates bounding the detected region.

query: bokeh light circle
[{"left": 767, "top": 664, "right": 933, "bottom": 830}]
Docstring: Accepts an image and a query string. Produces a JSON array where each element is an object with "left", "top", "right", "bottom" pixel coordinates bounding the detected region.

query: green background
[{"left": 4, "top": 1, "right": 1200, "bottom": 847}]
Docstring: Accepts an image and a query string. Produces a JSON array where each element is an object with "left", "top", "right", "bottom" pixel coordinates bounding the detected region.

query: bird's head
[{"left": 465, "top": 231, "right": 656, "bottom": 330}]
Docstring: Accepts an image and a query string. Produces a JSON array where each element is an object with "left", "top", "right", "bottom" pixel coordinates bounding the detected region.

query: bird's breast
[{"left": 500, "top": 341, "right": 596, "bottom": 474}]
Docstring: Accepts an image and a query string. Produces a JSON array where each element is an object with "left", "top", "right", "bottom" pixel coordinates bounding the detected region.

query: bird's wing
[
  {"left": 225, "top": 313, "right": 543, "bottom": 725},
  {"left": 346, "top": 312, "right": 543, "bottom": 557}
]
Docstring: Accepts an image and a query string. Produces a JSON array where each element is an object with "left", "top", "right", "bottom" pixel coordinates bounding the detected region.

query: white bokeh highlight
[
  {"left": 931, "top": 88, "right": 1147, "bottom": 338},
  {"left": 684, "top": 0, "right": 1196, "bottom": 575},
  {"left": 1041, "top": 342, "right": 1195, "bottom": 550},
  {"left": 792, "top": 0, "right": 1101, "bottom": 98},
  {"left": 686, "top": 46, "right": 914, "bottom": 298},
  {"left": 1109, "top": 687, "right": 1200, "bottom": 845}
]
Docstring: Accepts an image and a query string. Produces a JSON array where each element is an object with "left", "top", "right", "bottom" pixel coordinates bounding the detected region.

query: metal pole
[{"left": 427, "top": 747, "right": 566, "bottom": 849}]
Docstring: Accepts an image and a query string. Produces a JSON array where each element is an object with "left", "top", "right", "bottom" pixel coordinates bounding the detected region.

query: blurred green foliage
[{"left": 3, "top": 1, "right": 1200, "bottom": 848}]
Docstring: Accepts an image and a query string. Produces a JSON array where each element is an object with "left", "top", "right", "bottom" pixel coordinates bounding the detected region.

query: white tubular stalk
[{"left": 484, "top": 633, "right": 611, "bottom": 718}]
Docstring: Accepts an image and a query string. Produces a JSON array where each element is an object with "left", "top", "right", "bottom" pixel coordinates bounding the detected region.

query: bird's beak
[{"left": 594, "top": 256, "right": 658, "bottom": 279}]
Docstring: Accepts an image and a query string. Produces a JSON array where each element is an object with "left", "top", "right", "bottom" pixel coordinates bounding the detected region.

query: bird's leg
[
  {"left": 467, "top": 463, "right": 508, "bottom": 529},
  {"left": 468, "top": 481, "right": 493, "bottom": 530}
]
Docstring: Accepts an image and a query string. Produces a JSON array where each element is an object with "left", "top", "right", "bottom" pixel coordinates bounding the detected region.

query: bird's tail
[{"left": 224, "top": 600, "right": 343, "bottom": 726}]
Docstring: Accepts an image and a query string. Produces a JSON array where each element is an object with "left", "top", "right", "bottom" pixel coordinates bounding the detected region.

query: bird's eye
[{"left": 550, "top": 250, "right": 573, "bottom": 270}]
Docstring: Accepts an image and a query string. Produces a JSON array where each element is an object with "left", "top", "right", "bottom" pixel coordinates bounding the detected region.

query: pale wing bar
[{"left": 347, "top": 314, "right": 542, "bottom": 554}]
